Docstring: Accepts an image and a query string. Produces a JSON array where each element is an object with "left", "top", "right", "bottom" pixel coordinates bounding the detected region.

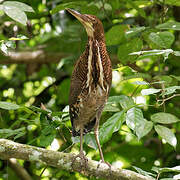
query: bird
[{"left": 67, "top": 8, "right": 112, "bottom": 166}]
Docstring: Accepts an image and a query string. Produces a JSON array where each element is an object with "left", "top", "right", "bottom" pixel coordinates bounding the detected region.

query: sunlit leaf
[
  {"left": 103, "top": 102, "right": 120, "bottom": 112},
  {"left": 139, "top": 120, "right": 153, "bottom": 138},
  {"left": 162, "top": 86, "right": 180, "bottom": 96},
  {"left": 152, "top": 166, "right": 180, "bottom": 173},
  {"left": 174, "top": 174, "right": 180, "bottom": 180},
  {"left": 119, "top": 96, "right": 135, "bottom": 110},
  {"left": 129, "top": 49, "right": 174, "bottom": 59},
  {"left": 126, "top": 107, "right": 139, "bottom": 131},
  {"left": 3, "top": 1, "right": 34, "bottom": 12},
  {"left": 149, "top": 32, "right": 175, "bottom": 48},
  {"left": 126, "top": 107, "right": 149, "bottom": 139},
  {"left": 99, "top": 111, "right": 125, "bottom": 144},
  {"left": 9, "top": 35, "right": 29, "bottom": 41},
  {"left": 154, "top": 125, "right": 177, "bottom": 148},
  {"left": 141, "top": 88, "right": 161, "bottom": 95},
  {"left": 151, "top": 112, "right": 180, "bottom": 124},
  {"left": 156, "top": 21, "right": 180, "bottom": 30},
  {"left": 174, "top": 51, "right": 180, "bottom": 56},
  {"left": 5, "top": 41, "right": 16, "bottom": 49},
  {"left": 132, "top": 81, "right": 149, "bottom": 85},
  {"left": 3, "top": 5, "right": 27, "bottom": 25},
  {"left": 0, "top": 101, "right": 20, "bottom": 110},
  {"left": 0, "top": 42, "right": 8, "bottom": 54}
]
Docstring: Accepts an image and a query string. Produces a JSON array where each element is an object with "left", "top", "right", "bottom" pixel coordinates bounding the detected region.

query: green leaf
[
  {"left": 162, "top": 86, "right": 180, "bottom": 96},
  {"left": 151, "top": 112, "right": 180, "bottom": 124},
  {"left": 3, "top": 4, "right": 27, "bottom": 25},
  {"left": 140, "top": 120, "right": 153, "bottom": 138},
  {"left": 174, "top": 174, "right": 180, "bottom": 180},
  {"left": 156, "top": 21, "right": 180, "bottom": 30},
  {"left": 50, "top": 2, "right": 87, "bottom": 14},
  {"left": 5, "top": 41, "right": 16, "bottom": 49},
  {"left": 118, "top": 38, "right": 143, "bottom": 64},
  {"left": 108, "top": 95, "right": 130, "bottom": 103},
  {"left": 84, "top": 133, "right": 98, "bottom": 149},
  {"left": 149, "top": 32, "right": 175, "bottom": 48},
  {"left": 126, "top": 107, "right": 150, "bottom": 139},
  {"left": 99, "top": 111, "right": 125, "bottom": 144},
  {"left": 105, "top": 25, "right": 128, "bottom": 46},
  {"left": 125, "top": 27, "right": 146, "bottom": 39},
  {"left": 3, "top": 1, "right": 34, "bottom": 12},
  {"left": 39, "top": 133, "right": 56, "bottom": 147},
  {"left": 104, "top": 95, "right": 134, "bottom": 112},
  {"left": 133, "top": 166, "right": 156, "bottom": 178},
  {"left": 84, "top": 111, "right": 125, "bottom": 149},
  {"left": 174, "top": 51, "right": 180, "bottom": 56},
  {"left": 126, "top": 0, "right": 146, "bottom": 18},
  {"left": 0, "top": 127, "right": 26, "bottom": 139},
  {"left": 141, "top": 88, "right": 161, "bottom": 95},
  {"left": 0, "top": 101, "right": 20, "bottom": 110},
  {"left": 154, "top": 125, "right": 177, "bottom": 148},
  {"left": 126, "top": 108, "right": 142, "bottom": 131},
  {"left": 152, "top": 166, "right": 180, "bottom": 173},
  {"left": 170, "top": 75, "right": 180, "bottom": 81},
  {"left": 103, "top": 102, "right": 120, "bottom": 112},
  {"left": 120, "top": 96, "right": 135, "bottom": 110},
  {"left": 0, "top": 42, "right": 8, "bottom": 54},
  {"left": 132, "top": 81, "right": 149, "bottom": 85},
  {"left": 129, "top": 49, "right": 173, "bottom": 59},
  {"left": 164, "top": 0, "right": 180, "bottom": 7},
  {"left": 9, "top": 35, "right": 29, "bottom": 41}
]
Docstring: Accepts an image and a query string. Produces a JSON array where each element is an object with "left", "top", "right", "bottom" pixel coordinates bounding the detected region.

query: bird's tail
[{"left": 72, "top": 118, "right": 96, "bottom": 137}]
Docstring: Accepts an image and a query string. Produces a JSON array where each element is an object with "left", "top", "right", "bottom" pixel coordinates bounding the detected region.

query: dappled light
[{"left": 0, "top": 0, "right": 180, "bottom": 179}]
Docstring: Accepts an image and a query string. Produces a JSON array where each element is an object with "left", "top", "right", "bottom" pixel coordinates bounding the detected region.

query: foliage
[{"left": 0, "top": 0, "right": 180, "bottom": 179}]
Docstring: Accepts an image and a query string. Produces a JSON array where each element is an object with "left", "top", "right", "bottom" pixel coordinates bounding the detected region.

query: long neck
[{"left": 85, "top": 32, "right": 107, "bottom": 92}]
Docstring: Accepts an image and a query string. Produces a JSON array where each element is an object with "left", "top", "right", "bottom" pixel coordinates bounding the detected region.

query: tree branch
[
  {"left": 0, "top": 139, "right": 153, "bottom": 180},
  {"left": 8, "top": 158, "right": 33, "bottom": 180},
  {"left": 0, "top": 50, "right": 69, "bottom": 64}
]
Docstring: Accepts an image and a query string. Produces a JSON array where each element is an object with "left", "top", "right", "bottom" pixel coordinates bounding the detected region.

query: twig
[
  {"left": 8, "top": 158, "right": 32, "bottom": 180},
  {"left": 157, "top": 94, "right": 180, "bottom": 106}
]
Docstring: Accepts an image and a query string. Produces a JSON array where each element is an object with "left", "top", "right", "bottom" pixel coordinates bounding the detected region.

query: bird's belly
[{"left": 74, "top": 85, "right": 107, "bottom": 129}]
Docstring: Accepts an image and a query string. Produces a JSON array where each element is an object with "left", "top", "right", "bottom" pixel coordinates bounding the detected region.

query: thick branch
[
  {"left": 8, "top": 158, "right": 33, "bottom": 180},
  {"left": 0, "top": 139, "right": 153, "bottom": 180},
  {"left": 0, "top": 50, "right": 69, "bottom": 64}
]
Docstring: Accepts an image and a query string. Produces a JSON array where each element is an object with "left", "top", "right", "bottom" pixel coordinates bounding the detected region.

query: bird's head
[{"left": 66, "top": 8, "right": 104, "bottom": 40}]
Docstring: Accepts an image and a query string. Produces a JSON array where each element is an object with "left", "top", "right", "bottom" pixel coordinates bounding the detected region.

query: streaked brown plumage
[{"left": 67, "top": 9, "right": 112, "bottom": 164}]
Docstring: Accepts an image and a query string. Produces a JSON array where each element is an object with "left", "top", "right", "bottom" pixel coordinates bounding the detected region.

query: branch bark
[
  {"left": 0, "top": 139, "right": 154, "bottom": 180},
  {"left": 0, "top": 50, "right": 69, "bottom": 64}
]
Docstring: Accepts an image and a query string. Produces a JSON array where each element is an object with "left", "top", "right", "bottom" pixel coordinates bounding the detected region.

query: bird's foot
[{"left": 72, "top": 151, "right": 88, "bottom": 171}]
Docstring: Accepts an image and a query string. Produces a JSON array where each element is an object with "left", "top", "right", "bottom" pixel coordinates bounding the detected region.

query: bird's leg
[
  {"left": 94, "top": 118, "right": 111, "bottom": 168},
  {"left": 72, "top": 127, "right": 88, "bottom": 170}
]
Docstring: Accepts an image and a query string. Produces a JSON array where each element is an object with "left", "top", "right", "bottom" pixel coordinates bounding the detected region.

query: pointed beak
[{"left": 66, "top": 8, "right": 94, "bottom": 33}]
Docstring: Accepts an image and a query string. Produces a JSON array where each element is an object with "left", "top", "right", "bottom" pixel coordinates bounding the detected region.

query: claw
[{"left": 72, "top": 152, "right": 88, "bottom": 171}]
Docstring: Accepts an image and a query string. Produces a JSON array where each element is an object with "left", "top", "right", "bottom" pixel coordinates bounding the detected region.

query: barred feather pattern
[{"left": 69, "top": 37, "right": 112, "bottom": 136}]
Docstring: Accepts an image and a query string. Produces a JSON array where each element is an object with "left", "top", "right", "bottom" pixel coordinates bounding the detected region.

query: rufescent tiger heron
[{"left": 67, "top": 8, "right": 112, "bottom": 165}]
